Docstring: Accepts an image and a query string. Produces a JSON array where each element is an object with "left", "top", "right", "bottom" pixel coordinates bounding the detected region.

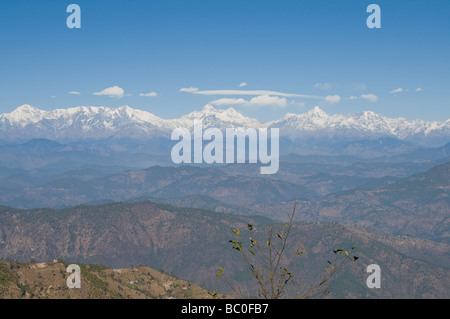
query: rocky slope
[
  {"left": 0, "top": 201, "right": 448, "bottom": 298},
  {"left": 0, "top": 260, "right": 214, "bottom": 299}
]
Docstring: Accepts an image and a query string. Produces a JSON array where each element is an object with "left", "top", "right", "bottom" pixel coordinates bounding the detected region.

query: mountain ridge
[
  {"left": 1, "top": 104, "right": 449, "bottom": 144},
  {"left": 0, "top": 200, "right": 448, "bottom": 298}
]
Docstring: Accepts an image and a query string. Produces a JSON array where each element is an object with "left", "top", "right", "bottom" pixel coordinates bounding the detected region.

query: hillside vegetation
[
  {"left": 0, "top": 260, "right": 213, "bottom": 299},
  {"left": 0, "top": 201, "right": 448, "bottom": 298}
]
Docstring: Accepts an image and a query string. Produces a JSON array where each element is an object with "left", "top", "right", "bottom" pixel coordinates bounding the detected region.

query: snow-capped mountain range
[{"left": 1, "top": 104, "right": 449, "bottom": 145}]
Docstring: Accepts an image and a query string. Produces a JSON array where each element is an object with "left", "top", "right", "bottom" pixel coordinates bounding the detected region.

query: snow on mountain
[
  {"left": 0, "top": 104, "right": 449, "bottom": 144},
  {"left": 269, "top": 106, "right": 450, "bottom": 142},
  {"left": 2, "top": 105, "right": 46, "bottom": 126},
  {"left": 171, "top": 104, "right": 263, "bottom": 129},
  {"left": 0, "top": 105, "right": 173, "bottom": 140}
]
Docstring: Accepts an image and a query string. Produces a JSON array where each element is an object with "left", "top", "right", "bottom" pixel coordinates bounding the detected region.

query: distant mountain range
[
  {"left": 0, "top": 165, "right": 318, "bottom": 209},
  {"left": 256, "top": 161, "right": 450, "bottom": 243},
  {"left": 0, "top": 149, "right": 448, "bottom": 244},
  {"left": 0, "top": 201, "right": 448, "bottom": 298},
  {"left": 1, "top": 104, "right": 449, "bottom": 299},
  {"left": 1, "top": 104, "right": 449, "bottom": 145},
  {"left": 1, "top": 105, "right": 449, "bottom": 298}
]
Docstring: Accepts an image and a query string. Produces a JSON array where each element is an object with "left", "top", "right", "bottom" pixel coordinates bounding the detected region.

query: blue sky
[{"left": 0, "top": 0, "right": 449, "bottom": 122}]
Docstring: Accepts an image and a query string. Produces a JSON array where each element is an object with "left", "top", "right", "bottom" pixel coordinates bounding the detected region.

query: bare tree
[{"left": 216, "top": 202, "right": 358, "bottom": 299}]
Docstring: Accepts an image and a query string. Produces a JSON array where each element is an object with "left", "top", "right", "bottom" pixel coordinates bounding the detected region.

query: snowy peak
[
  {"left": 269, "top": 106, "right": 450, "bottom": 142},
  {"left": 175, "top": 104, "right": 262, "bottom": 128},
  {"left": 307, "top": 106, "right": 328, "bottom": 117},
  {"left": 201, "top": 104, "right": 216, "bottom": 112},
  {"left": 4, "top": 104, "right": 167, "bottom": 125},
  {"left": 2, "top": 104, "right": 45, "bottom": 125},
  {"left": 0, "top": 104, "right": 449, "bottom": 144},
  {"left": 0, "top": 105, "right": 172, "bottom": 140},
  {"left": 0, "top": 104, "right": 264, "bottom": 140},
  {"left": 14, "top": 104, "right": 40, "bottom": 113}
]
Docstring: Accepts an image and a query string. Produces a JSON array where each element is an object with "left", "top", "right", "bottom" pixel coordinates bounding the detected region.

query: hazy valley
[{"left": 0, "top": 105, "right": 449, "bottom": 298}]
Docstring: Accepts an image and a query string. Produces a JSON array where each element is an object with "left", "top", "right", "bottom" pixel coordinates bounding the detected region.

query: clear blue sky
[{"left": 0, "top": 0, "right": 449, "bottom": 122}]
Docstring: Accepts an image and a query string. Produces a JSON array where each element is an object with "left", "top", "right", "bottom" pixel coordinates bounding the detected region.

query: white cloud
[
  {"left": 209, "top": 97, "right": 247, "bottom": 106},
  {"left": 183, "top": 87, "right": 348, "bottom": 106},
  {"left": 314, "top": 82, "right": 332, "bottom": 90},
  {"left": 415, "top": 88, "right": 423, "bottom": 92},
  {"left": 139, "top": 92, "right": 157, "bottom": 97},
  {"left": 210, "top": 95, "right": 287, "bottom": 108},
  {"left": 248, "top": 95, "right": 287, "bottom": 107},
  {"left": 361, "top": 93, "right": 378, "bottom": 102},
  {"left": 352, "top": 83, "right": 367, "bottom": 91},
  {"left": 180, "top": 87, "right": 321, "bottom": 99},
  {"left": 179, "top": 87, "right": 199, "bottom": 93},
  {"left": 290, "top": 100, "right": 306, "bottom": 107},
  {"left": 93, "top": 86, "right": 125, "bottom": 98},
  {"left": 324, "top": 95, "right": 341, "bottom": 104},
  {"left": 239, "top": 82, "right": 247, "bottom": 87},
  {"left": 390, "top": 88, "right": 404, "bottom": 94},
  {"left": 347, "top": 94, "right": 378, "bottom": 102},
  {"left": 51, "top": 96, "right": 56, "bottom": 98},
  {"left": 68, "top": 91, "right": 81, "bottom": 95}
]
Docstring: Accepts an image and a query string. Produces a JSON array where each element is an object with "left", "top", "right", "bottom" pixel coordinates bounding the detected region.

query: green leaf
[
  {"left": 218, "top": 267, "right": 224, "bottom": 273},
  {"left": 216, "top": 273, "right": 223, "bottom": 278}
]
